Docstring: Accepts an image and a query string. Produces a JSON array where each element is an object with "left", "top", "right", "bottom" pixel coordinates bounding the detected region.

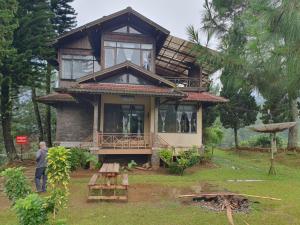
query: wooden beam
[{"left": 92, "top": 149, "right": 152, "bottom": 155}]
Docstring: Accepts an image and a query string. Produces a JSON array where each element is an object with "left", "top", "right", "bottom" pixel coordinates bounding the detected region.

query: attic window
[
  {"left": 112, "top": 26, "right": 142, "bottom": 34},
  {"left": 101, "top": 73, "right": 152, "bottom": 85}
]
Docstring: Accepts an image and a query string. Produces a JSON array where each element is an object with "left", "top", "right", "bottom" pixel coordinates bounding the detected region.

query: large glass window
[
  {"left": 104, "top": 104, "right": 144, "bottom": 134},
  {"left": 104, "top": 41, "right": 153, "bottom": 71},
  {"left": 158, "top": 104, "right": 197, "bottom": 133},
  {"left": 61, "top": 55, "right": 100, "bottom": 80}
]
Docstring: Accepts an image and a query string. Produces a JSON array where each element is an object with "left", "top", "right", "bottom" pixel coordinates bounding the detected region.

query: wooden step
[
  {"left": 90, "top": 185, "right": 127, "bottom": 190},
  {"left": 88, "top": 195, "right": 128, "bottom": 201}
]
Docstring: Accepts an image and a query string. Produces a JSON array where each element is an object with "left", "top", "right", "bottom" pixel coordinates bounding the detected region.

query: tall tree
[
  {"left": 14, "top": 0, "right": 55, "bottom": 142},
  {"left": 189, "top": 0, "right": 299, "bottom": 148},
  {"left": 50, "top": 0, "right": 77, "bottom": 35},
  {"left": 219, "top": 72, "right": 258, "bottom": 148},
  {"left": 42, "top": 0, "right": 77, "bottom": 147},
  {"left": 243, "top": 0, "right": 300, "bottom": 148},
  {"left": 0, "top": 0, "right": 19, "bottom": 160}
]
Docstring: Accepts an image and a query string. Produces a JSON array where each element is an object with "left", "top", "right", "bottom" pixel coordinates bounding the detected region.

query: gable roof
[
  {"left": 77, "top": 61, "right": 176, "bottom": 88},
  {"left": 54, "top": 7, "right": 169, "bottom": 45}
]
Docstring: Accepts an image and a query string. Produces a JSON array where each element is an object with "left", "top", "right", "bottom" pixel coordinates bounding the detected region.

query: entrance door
[{"left": 103, "top": 104, "right": 144, "bottom": 134}]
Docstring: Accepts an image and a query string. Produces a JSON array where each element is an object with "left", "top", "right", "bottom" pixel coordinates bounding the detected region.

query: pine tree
[
  {"left": 14, "top": 0, "right": 55, "bottom": 142},
  {"left": 51, "top": 0, "right": 77, "bottom": 35},
  {"left": 42, "top": 0, "right": 77, "bottom": 147},
  {"left": 0, "top": 0, "right": 19, "bottom": 160},
  {"left": 188, "top": 0, "right": 300, "bottom": 148}
]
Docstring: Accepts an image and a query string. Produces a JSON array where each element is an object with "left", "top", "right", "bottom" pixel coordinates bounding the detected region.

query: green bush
[
  {"left": 158, "top": 147, "right": 200, "bottom": 175},
  {"left": 47, "top": 146, "right": 71, "bottom": 218},
  {"left": 0, "top": 167, "right": 32, "bottom": 204},
  {"left": 69, "top": 148, "right": 98, "bottom": 171},
  {"left": 158, "top": 148, "right": 173, "bottom": 165},
  {"left": 240, "top": 135, "right": 284, "bottom": 148},
  {"left": 14, "top": 194, "right": 48, "bottom": 225},
  {"left": 128, "top": 160, "right": 137, "bottom": 169}
]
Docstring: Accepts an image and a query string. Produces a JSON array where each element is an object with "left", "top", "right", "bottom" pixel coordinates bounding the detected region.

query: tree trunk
[
  {"left": 287, "top": 99, "right": 299, "bottom": 149},
  {"left": 31, "top": 87, "right": 44, "bottom": 142},
  {"left": 234, "top": 127, "right": 239, "bottom": 149},
  {"left": 0, "top": 76, "right": 18, "bottom": 161},
  {"left": 44, "top": 64, "right": 52, "bottom": 147}
]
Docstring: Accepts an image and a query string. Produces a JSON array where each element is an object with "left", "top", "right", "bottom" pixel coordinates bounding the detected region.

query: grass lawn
[{"left": 1, "top": 149, "right": 300, "bottom": 225}]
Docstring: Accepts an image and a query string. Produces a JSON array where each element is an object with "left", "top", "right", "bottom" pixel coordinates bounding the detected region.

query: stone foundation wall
[{"left": 56, "top": 102, "right": 93, "bottom": 142}]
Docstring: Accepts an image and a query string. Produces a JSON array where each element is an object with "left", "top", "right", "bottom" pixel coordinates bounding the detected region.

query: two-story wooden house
[{"left": 38, "top": 7, "right": 227, "bottom": 168}]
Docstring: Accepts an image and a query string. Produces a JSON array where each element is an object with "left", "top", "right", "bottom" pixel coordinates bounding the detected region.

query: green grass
[{"left": 1, "top": 149, "right": 300, "bottom": 225}]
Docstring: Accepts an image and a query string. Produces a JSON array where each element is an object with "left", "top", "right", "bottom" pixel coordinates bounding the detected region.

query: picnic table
[{"left": 87, "top": 163, "right": 129, "bottom": 201}]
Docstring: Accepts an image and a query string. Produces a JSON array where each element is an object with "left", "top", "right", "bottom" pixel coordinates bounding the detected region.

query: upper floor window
[
  {"left": 101, "top": 73, "right": 152, "bottom": 85},
  {"left": 104, "top": 41, "right": 153, "bottom": 71},
  {"left": 112, "top": 26, "right": 141, "bottom": 34},
  {"left": 61, "top": 55, "right": 100, "bottom": 80}
]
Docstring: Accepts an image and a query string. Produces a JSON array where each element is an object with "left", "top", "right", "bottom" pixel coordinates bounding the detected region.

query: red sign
[{"left": 16, "top": 136, "right": 28, "bottom": 145}]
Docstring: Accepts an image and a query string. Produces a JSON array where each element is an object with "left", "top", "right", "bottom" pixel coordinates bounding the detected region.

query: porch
[{"left": 93, "top": 132, "right": 153, "bottom": 155}]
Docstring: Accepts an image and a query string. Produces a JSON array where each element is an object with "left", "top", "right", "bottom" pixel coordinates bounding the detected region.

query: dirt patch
[{"left": 128, "top": 183, "right": 220, "bottom": 203}]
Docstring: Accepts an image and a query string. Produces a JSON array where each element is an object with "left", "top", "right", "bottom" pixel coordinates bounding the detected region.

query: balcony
[{"left": 166, "top": 77, "right": 201, "bottom": 88}]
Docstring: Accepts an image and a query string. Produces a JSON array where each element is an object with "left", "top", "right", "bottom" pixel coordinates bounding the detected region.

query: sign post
[{"left": 16, "top": 136, "right": 28, "bottom": 161}]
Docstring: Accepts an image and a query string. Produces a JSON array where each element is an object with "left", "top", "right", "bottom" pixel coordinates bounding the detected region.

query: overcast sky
[{"left": 70, "top": 0, "right": 217, "bottom": 48}]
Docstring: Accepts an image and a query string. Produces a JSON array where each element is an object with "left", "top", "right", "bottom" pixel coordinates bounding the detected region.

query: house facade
[{"left": 38, "top": 7, "right": 227, "bottom": 168}]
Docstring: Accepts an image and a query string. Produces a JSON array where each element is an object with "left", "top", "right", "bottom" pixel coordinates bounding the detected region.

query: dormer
[{"left": 54, "top": 7, "right": 170, "bottom": 86}]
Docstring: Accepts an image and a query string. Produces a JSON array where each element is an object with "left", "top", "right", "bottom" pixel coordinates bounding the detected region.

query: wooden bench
[{"left": 87, "top": 163, "right": 129, "bottom": 202}]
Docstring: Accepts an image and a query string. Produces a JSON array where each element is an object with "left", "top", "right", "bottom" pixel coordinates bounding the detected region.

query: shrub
[
  {"left": 158, "top": 147, "right": 200, "bottom": 175},
  {"left": 0, "top": 167, "right": 32, "bottom": 204},
  {"left": 14, "top": 194, "right": 48, "bottom": 225},
  {"left": 69, "top": 148, "right": 98, "bottom": 171},
  {"left": 158, "top": 148, "right": 173, "bottom": 165},
  {"left": 128, "top": 160, "right": 137, "bottom": 169},
  {"left": 240, "top": 135, "right": 284, "bottom": 148},
  {"left": 47, "top": 146, "right": 71, "bottom": 219}
]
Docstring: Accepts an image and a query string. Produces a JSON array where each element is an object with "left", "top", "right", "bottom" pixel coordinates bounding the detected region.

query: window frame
[
  {"left": 158, "top": 104, "right": 198, "bottom": 134},
  {"left": 103, "top": 40, "right": 154, "bottom": 71},
  {"left": 101, "top": 33, "right": 156, "bottom": 72},
  {"left": 60, "top": 51, "right": 100, "bottom": 80}
]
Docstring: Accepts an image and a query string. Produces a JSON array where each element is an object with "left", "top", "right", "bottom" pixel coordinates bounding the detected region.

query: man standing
[{"left": 35, "top": 141, "right": 48, "bottom": 192}]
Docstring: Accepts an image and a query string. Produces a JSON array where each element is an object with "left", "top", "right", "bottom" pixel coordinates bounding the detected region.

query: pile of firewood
[{"left": 193, "top": 194, "right": 250, "bottom": 213}]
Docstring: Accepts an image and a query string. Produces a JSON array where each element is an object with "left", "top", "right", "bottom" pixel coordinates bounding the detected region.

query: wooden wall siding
[
  {"left": 56, "top": 102, "right": 93, "bottom": 142},
  {"left": 60, "top": 35, "right": 92, "bottom": 50}
]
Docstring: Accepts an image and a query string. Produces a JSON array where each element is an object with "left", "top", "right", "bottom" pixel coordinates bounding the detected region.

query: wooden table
[
  {"left": 87, "top": 163, "right": 128, "bottom": 201},
  {"left": 99, "top": 163, "right": 120, "bottom": 186}
]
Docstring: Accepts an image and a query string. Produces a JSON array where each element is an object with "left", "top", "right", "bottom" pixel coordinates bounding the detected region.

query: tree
[
  {"left": 50, "top": 0, "right": 77, "bottom": 35},
  {"left": 0, "top": 0, "right": 19, "bottom": 160},
  {"left": 219, "top": 72, "right": 258, "bottom": 148},
  {"left": 189, "top": 0, "right": 300, "bottom": 148},
  {"left": 42, "top": 0, "right": 77, "bottom": 147},
  {"left": 242, "top": 0, "right": 300, "bottom": 148},
  {"left": 14, "top": 0, "right": 55, "bottom": 142}
]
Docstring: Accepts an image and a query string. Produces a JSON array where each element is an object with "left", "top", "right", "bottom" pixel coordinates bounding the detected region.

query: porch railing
[
  {"left": 166, "top": 77, "right": 201, "bottom": 88},
  {"left": 97, "top": 133, "right": 152, "bottom": 149}
]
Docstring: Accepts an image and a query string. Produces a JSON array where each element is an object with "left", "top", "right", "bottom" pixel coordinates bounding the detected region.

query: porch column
[
  {"left": 93, "top": 96, "right": 100, "bottom": 146},
  {"left": 197, "top": 103, "right": 203, "bottom": 152},
  {"left": 151, "top": 97, "right": 160, "bottom": 169}
]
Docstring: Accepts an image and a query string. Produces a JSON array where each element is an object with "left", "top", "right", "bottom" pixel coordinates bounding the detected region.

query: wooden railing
[
  {"left": 166, "top": 77, "right": 201, "bottom": 88},
  {"left": 97, "top": 133, "right": 152, "bottom": 149}
]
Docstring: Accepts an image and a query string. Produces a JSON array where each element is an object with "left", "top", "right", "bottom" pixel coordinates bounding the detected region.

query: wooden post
[
  {"left": 269, "top": 132, "right": 276, "bottom": 175},
  {"left": 93, "top": 96, "right": 99, "bottom": 146}
]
